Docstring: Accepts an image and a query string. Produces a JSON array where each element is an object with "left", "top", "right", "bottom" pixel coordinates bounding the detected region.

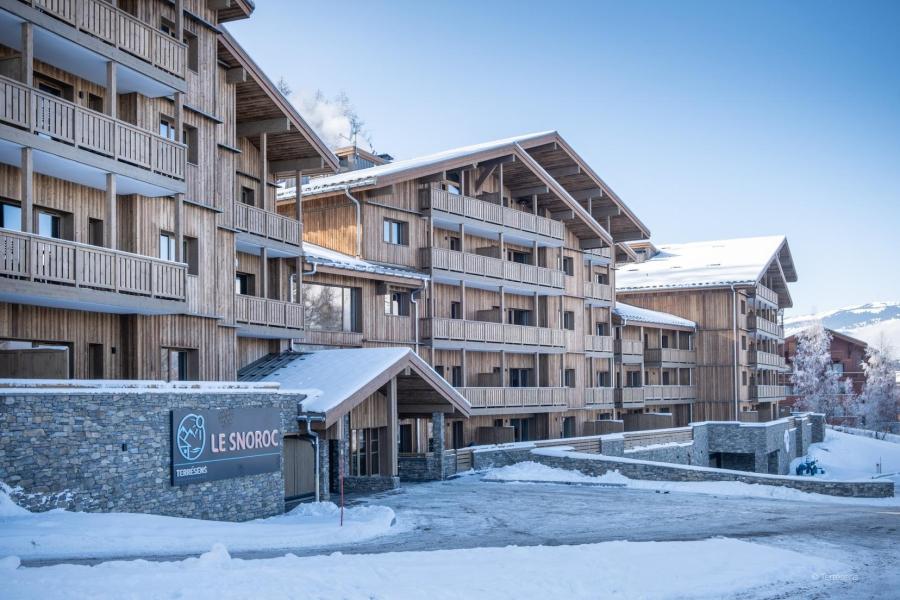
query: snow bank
[
  {"left": 483, "top": 461, "right": 627, "bottom": 485},
  {"left": 0, "top": 483, "right": 29, "bottom": 518},
  {"left": 0, "top": 495, "right": 396, "bottom": 561},
  {"left": 791, "top": 429, "right": 900, "bottom": 483},
  {"left": 2, "top": 538, "right": 848, "bottom": 600}
]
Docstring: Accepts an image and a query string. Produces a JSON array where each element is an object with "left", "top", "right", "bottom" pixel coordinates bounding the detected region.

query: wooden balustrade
[
  {"left": 0, "top": 229, "right": 185, "bottom": 300},
  {"left": 422, "top": 317, "right": 566, "bottom": 349},
  {"left": 421, "top": 188, "right": 565, "bottom": 240},
  {"left": 754, "top": 283, "right": 779, "bottom": 306},
  {"left": 643, "top": 347, "right": 696, "bottom": 365},
  {"left": 422, "top": 248, "right": 564, "bottom": 289},
  {"left": 622, "top": 427, "right": 692, "bottom": 450},
  {"left": 615, "top": 339, "right": 644, "bottom": 356},
  {"left": 643, "top": 385, "right": 697, "bottom": 402},
  {"left": 0, "top": 75, "right": 185, "bottom": 180},
  {"left": 235, "top": 294, "right": 304, "bottom": 330},
  {"left": 749, "top": 350, "right": 787, "bottom": 369},
  {"left": 615, "top": 387, "right": 645, "bottom": 406},
  {"left": 585, "top": 334, "right": 614, "bottom": 353},
  {"left": 750, "top": 384, "right": 790, "bottom": 399},
  {"left": 583, "top": 281, "right": 613, "bottom": 303},
  {"left": 234, "top": 202, "right": 302, "bottom": 246},
  {"left": 302, "top": 330, "right": 364, "bottom": 347},
  {"left": 585, "top": 387, "right": 615, "bottom": 407},
  {"left": 29, "top": 0, "right": 186, "bottom": 77},
  {"left": 747, "top": 314, "right": 784, "bottom": 338},
  {"left": 459, "top": 387, "right": 570, "bottom": 409}
]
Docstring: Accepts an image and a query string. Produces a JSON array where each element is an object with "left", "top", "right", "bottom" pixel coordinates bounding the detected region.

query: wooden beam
[
  {"left": 570, "top": 188, "right": 604, "bottom": 201},
  {"left": 258, "top": 132, "right": 267, "bottom": 209},
  {"left": 236, "top": 118, "right": 290, "bottom": 137},
  {"left": 418, "top": 171, "right": 446, "bottom": 184},
  {"left": 175, "top": 0, "right": 184, "bottom": 39},
  {"left": 174, "top": 193, "right": 183, "bottom": 261},
  {"left": 579, "top": 238, "right": 608, "bottom": 250},
  {"left": 225, "top": 67, "right": 247, "bottom": 84},
  {"left": 547, "top": 164, "right": 580, "bottom": 178},
  {"left": 388, "top": 377, "right": 398, "bottom": 477},
  {"left": 105, "top": 61, "right": 116, "bottom": 119},
  {"left": 550, "top": 209, "right": 575, "bottom": 220},
  {"left": 207, "top": 0, "right": 231, "bottom": 9},
  {"left": 20, "top": 147, "right": 32, "bottom": 233},
  {"left": 105, "top": 174, "right": 116, "bottom": 250},
  {"left": 475, "top": 155, "right": 515, "bottom": 170},
  {"left": 474, "top": 164, "right": 496, "bottom": 192},
  {"left": 20, "top": 22, "right": 32, "bottom": 87},
  {"left": 589, "top": 205, "right": 621, "bottom": 218},
  {"left": 269, "top": 157, "right": 325, "bottom": 173},
  {"left": 509, "top": 184, "right": 548, "bottom": 198}
]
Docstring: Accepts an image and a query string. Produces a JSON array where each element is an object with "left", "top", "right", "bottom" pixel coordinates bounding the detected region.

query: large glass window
[
  {"left": 38, "top": 211, "right": 61, "bottom": 239},
  {"left": 304, "top": 283, "right": 356, "bottom": 331},
  {"left": 383, "top": 218, "right": 408, "bottom": 245},
  {"left": 159, "top": 233, "right": 176, "bottom": 261},
  {"left": 0, "top": 202, "right": 22, "bottom": 231},
  {"left": 350, "top": 428, "right": 380, "bottom": 477},
  {"left": 384, "top": 291, "right": 410, "bottom": 316}
]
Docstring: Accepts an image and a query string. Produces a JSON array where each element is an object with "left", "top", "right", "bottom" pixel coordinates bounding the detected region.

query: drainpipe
[
  {"left": 730, "top": 283, "right": 739, "bottom": 421},
  {"left": 343, "top": 186, "right": 362, "bottom": 258},
  {"left": 410, "top": 286, "right": 423, "bottom": 355},
  {"left": 297, "top": 410, "right": 326, "bottom": 503},
  {"left": 302, "top": 262, "right": 317, "bottom": 277}
]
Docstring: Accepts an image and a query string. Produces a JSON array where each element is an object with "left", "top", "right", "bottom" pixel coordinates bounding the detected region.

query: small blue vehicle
[{"left": 795, "top": 457, "right": 824, "bottom": 476}]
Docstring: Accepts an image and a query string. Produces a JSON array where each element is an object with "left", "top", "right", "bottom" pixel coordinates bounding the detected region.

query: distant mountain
[{"left": 784, "top": 302, "right": 900, "bottom": 351}]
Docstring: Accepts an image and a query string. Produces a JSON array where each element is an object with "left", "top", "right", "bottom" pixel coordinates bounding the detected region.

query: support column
[
  {"left": 258, "top": 132, "right": 267, "bottom": 210},
  {"left": 461, "top": 348, "right": 467, "bottom": 386},
  {"left": 500, "top": 350, "right": 506, "bottom": 387},
  {"left": 174, "top": 92, "right": 184, "bottom": 139},
  {"left": 105, "top": 62, "right": 117, "bottom": 119},
  {"left": 174, "top": 194, "right": 183, "bottom": 261},
  {"left": 175, "top": 0, "right": 184, "bottom": 40},
  {"left": 431, "top": 411, "right": 445, "bottom": 480},
  {"left": 340, "top": 413, "right": 351, "bottom": 479},
  {"left": 261, "top": 246, "right": 269, "bottom": 299},
  {"left": 317, "top": 435, "right": 330, "bottom": 501},
  {"left": 20, "top": 23, "right": 32, "bottom": 87},
  {"left": 388, "top": 377, "right": 398, "bottom": 478},
  {"left": 105, "top": 174, "right": 116, "bottom": 249},
  {"left": 21, "top": 147, "right": 33, "bottom": 233}
]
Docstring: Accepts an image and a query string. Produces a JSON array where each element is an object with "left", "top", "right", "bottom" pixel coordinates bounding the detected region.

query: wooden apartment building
[
  {"left": 0, "top": 0, "right": 338, "bottom": 380},
  {"left": 616, "top": 236, "right": 798, "bottom": 422}
]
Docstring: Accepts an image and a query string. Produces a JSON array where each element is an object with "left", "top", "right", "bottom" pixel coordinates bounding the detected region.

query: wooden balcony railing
[
  {"left": 422, "top": 317, "right": 566, "bottom": 349},
  {"left": 27, "top": 0, "right": 186, "bottom": 77},
  {"left": 747, "top": 314, "right": 784, "bottom": 338},
  {"left": 585, "top": 247, "right": 612, "bottom": 261},
  {"left": 643, "top": 385, "right": 697, "bottom": 402},
  {"left": 302, "top": 329, "right": 363, "bottom": 347},
  {"left": 749, "top": 350, "right": 787, "bottom": 370},
  {"left": 585, "top": 387, "right": 615, "bottom": 407},
  {"left": 643, "top": 348, "right": 696, "bottom": 365},
  {"left": 622, "top": 427, "right": 692, "bottom": 450},
  {"left": 615, "top": 387, "right": 645, "bottom": 407},
  {"left": 421, "top": 187, "right": 565, "bottom": 240},
  {"left": 0, "top": 75, "right": 185, "bottom": 180},
  {"left": 235, "top": 294, "right": 304, "bottom": 330},
  {"left": 421, "top": 247, "right": 564, "bottom": 290},
  {"left": 749, "top": 384, "right": 791, "bottom": 400},
  {"left": 583, "top": 281, "right": 613, "bottom": 303},
  {"left": 459, "top": 387, "right": 571, "bottom": 409},
  {"left": 754, "top": 283, "right": 779, "bottom": 306},
  {"left": 585, "top": 334, "right": 614, "bottom": 353},
  {"left": 234, "top": 202, "right": 301, "bottom": 246},
  {"left": 0, "top": 229, "right": 186, "bottom": 300},
  {"left": 615, "top": 339, "right": 644, "bottom": 356}
]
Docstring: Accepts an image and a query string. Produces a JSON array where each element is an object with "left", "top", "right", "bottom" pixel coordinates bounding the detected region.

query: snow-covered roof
[
  {"left": 613, "top": 302, "right": 696, "bottom": 329},
  {"left": 277, "top": 132, "right": 554, "bottom": 199},
  {"left": 303, "top": 242, "right": 428, "bottom": 281},
  {"left": 616, "top": 236, "right": 789, "bottom": 292}
]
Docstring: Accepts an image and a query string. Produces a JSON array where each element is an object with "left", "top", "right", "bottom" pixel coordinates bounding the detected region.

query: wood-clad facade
[{"left": 0, "top": 0, "right": 337, "bottom": 381}]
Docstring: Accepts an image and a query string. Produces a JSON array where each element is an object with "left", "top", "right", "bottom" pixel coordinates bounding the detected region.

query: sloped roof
[
  {"left": 613, "top": 302, "right": 696, "bottom": 330},
  {"left": 616, "top": 236, "right": 796, "bottom": 293},
  {"left": 243, "top": 348, "right": 470, "bottom": 427},
  {"left": 303, "top": 242, "right": 428, "bottom": 282}
]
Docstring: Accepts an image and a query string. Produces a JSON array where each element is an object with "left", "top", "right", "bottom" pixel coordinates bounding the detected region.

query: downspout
[
  {"left": 730, "top": 283, "right": 739, "bottom": 421},
  {"left": 410, "top": 286, "right": 423, "bottom": 355},
  {"left": 302, "top": 262, "right": 317, "bottom": 277},
  {"left": 297, "top": 411, "right": 326, "bottom": 503},
  {"left": 343, "top": 186, "right": 362, "bottom": 258}
]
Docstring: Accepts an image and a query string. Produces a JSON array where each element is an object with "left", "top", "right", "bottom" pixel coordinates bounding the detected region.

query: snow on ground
[
  {"left": 2, "top": 538, "right": 849, "bottom": 600},
  {"left": 0, "top": 494, "right": 397, "bottom": 561},
  {"left": 791, "top": 428, "right": 900, "bottom": 483},
  {"left": 483, "top": 461, "right": 900, "bottom": 505}
]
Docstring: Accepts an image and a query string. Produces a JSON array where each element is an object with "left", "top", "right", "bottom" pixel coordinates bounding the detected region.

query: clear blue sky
[{"left": 228, "top": 0, "right": 900, "bottom": 316}]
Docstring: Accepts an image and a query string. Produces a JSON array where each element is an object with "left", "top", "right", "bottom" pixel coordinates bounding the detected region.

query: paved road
[{"left": 22, "top": 474, "right": 900, "bottom": 598}]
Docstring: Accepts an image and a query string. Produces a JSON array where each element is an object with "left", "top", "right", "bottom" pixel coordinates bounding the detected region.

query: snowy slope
[{"left": 785, "top": 301, "right": 900, "bottom": 350}]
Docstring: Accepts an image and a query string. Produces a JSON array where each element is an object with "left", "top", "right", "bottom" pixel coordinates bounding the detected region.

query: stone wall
[
  {"left": 343, "top": 475, "right": 400, "bottom": 495},
  {"left": 0, "top": 388, "right": 306, "bottom": 521}
]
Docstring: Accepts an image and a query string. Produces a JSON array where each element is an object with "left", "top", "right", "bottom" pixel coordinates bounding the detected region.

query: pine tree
[
  {"left": 790, "top": 321, "right": 843, "bottom": 417},
  {"left": 856, "top": 343, "right": 899, "bottom": 434}
]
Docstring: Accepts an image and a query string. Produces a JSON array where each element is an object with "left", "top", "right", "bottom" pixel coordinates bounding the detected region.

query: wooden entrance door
[{"left": 283, "top": 436, "right": 316, "bottom": 502}]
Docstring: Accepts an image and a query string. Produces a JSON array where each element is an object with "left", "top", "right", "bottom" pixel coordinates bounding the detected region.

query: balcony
[
  {"left": 749, "top": 384, "right": 790, "bottom": 400},
  {"left": 753, "top": 283, "right": 779, "bottom": 307},
  {"left": 22, "top": 0, "right": 186, "bottom": 78},
  {"left": 747, "top": 314, "right": 784, "bottom": 338},
  {"left": 585, "top": 334, "right": 614, "bottom": 355},
  {"left": 583, "top": 281, "right": 613, "bottom": 304},
  {"left": 301, "top": 330, "right": 363, "bottom": 348},
  {"left": 614, "top": 339, "right": 643, "bottom": 363},
  {"left": 422, "top": 317, "right": 566, "bottom": 351},
  {"left": 0, "top": 228, "right": 186, "bottom": 312},
  {"left": 584, "top": 246, "right": 612, "bottom": 263},
  {"left": 644, "top": 385, "right": 697, "bottom": 404},
  {"left": 234, "top": 202, "right": 302, "bottom": 247},
  {"left": 0, "top": 75, "right": 186, "bottom": 183},
  {"left": 459, "top": 387, "right": 571, "bottom": 411},
  {"left": 421, "top": 187, "right": 565, "bottom": 242},
  {"left": 235, "top": 294, "right": 304, "bottom": 336},
  {"left": 644, "top": 347, "right": 696, "bottom": 366},
  {"left": 749, "top": 350, "right": 787, "bottom": 370},
  {"left": 585, "top": 387, "right": 615, "bottom": 409},
  {"left": 422, "top": 247, "right": 563, "bottom": 293},
  {"left": 615, "top": 387, "right": 645, "bottom": 408}
]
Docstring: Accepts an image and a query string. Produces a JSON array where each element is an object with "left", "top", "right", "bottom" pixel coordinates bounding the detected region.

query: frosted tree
[
  {"left": 856, "top": 342, "right": 899, "bottom": 434},
  {"left": 791, "top": 321, "right": 842, "bottom": 417}
]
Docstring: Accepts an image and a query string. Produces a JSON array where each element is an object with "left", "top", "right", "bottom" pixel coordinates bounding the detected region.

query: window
[
  {"left": 159, "top": 232, "right": 176, "bottom": 261},
  {"left": 626, "top": 371, "right": 641, "bottom": 387},
  {"left": 596, "top": 272, "right": 609, "bottom": 284},
  {"left": 161, "top": 348, "right": 197, "bottom": 381},
  {"left": 383, "top": 218, "right": 408, "bottom": 245},
  {"left": 507, "top": 250, "right": 530, "bottom": 264},
  {"left": 37, "top": 210, "right": 62, "bottom": 239},
  {"left": 451, "top": 365, "right": 463, "bottom": 387},
  {"left": 384, "top": 291, "right": 410, "bottom": 316},
  {"left": 831, "top": 362, "right": 844, "bottom": 375},
  {"left": 235, "top": 272, "right": 255, "bottom": 295},
  {"left": 304, "top": 283, "right": 358, "bottom": 331},
  {"left": 562, "top": 256, "right": 574, "bottom": 276},
  {"left": 34, "top": 74, "right": 73, "bottom": 101},
  {"left": 509, "top": 418, "right": 531, "bottom": 442},
  {"left": 563, "top": 311, "right": 575, "bottom": 330},
  {"left": 88, "top": 218, "right": 104, "bottom": 247},
  {"left": 564, "top": 369, "right": 576, "bottom": 388},
  {"left": 662, "top": 371, "right": 671, "bottom": 385},
  {"left": 507, "top": 308, "right": 531, "bottom": 326},
  {"left": 562, "top": 416, "right": 576, "bottom": 438},
  {"left": 434, "top": 365, "right": 445, "bottom": 377},
  {"left": 87, "top": 93, "right": 103, "bottom": 113},
  {"left": 240, "top": 186, "right": 255, "bottom": 206},
  {"left": 661, "top": 334, "right": 669, "bottom": 349},
  {"left": 740, "top": 299, "right": 747, "bottom": 315},
  {"left": 452, "top": 421, "right": 464, "bottom": 450},
  {"left": 596, "top": 371, "right": 611, "bottom": 387},
  {"left": 183, "top": 236, "right": 199, "bottom": 275},
  {"left": 741, "top": 335, "right": 747, "bottom": 351},
  {"left": 350, "top": 428, "right": 380, "bottom": 476},
  {"left": 88, "top": 343, "right": 103, "bottom": 379},
  {"left": 595, "top": 322, "right": 608, "bottom": 336},
  {"left": 183, "top": 30, "right": 199, "bottom": 73},
  {"left": 448, "top": 236, "right": 461, "bottom": 251},
  {"left": 509, "top": 368, "right": 531, "bottom": 388},
  {"left": 159, "top": 117, "right": 177, "bottom": 141},
  {"left": 450, "top": 301, "right": 462, "bottom": 320},
  {"left": 183, "top": 124, "right": 199, "bottom": 165},
  {"left": 0, "top": 202, "right": 22, "bottom": 231},
  {"left": 742, "top": 371, "right": 748, "bottom": 386},
  {"left": 160, "top": 17, "right": 177, "bottom": 38}
]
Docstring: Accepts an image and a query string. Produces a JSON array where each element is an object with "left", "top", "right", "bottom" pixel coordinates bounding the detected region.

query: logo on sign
[{"left": 176, "top": 414, "right": 206, "bottom": 461}]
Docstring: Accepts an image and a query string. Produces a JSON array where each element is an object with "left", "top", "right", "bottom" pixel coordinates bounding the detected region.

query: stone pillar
[
  {"left": 431, "top": 411, "right": 445, "bottom": 479},
  {"left": 317, "top": 436, "right": 330, "bottom": 502},
  {"left": 340, "top": 413, "right": 351, "bottom": 478}
]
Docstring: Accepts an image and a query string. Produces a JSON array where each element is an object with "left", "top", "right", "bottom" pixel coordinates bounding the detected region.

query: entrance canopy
[{"left": 240, "top": 348, "right": 470, "bottom": 427}]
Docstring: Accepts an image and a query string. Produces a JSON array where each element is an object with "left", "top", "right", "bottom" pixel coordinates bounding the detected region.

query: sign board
[{"left": 171, "top": 407, "right": 281, "bottom": 486}]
